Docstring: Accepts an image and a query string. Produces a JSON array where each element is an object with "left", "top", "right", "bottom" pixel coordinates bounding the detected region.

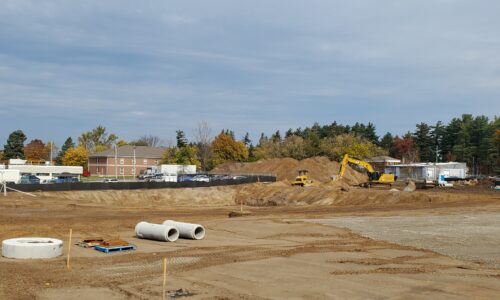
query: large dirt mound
[{"left": 213, "top": 156, "right": 366, "bottom": 185}]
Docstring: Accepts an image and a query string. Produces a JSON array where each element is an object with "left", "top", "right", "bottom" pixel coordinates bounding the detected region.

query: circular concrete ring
[{"left": 2, "top": 237, "right": 63, "bottom": 259}]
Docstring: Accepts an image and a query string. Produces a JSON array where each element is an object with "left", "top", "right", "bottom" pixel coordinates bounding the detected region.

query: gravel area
[{"left": 307, "top": 212, "right": 500, "bottom": 267}]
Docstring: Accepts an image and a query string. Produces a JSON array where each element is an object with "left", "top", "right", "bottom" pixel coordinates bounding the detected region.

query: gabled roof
[{"left": 90, "top": 145, "right": 165, "bottom": 158}]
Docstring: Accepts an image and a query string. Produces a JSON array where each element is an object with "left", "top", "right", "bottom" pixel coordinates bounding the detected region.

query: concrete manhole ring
[{"left": 2, "top": 237, "right": 63, "bottom": 259}]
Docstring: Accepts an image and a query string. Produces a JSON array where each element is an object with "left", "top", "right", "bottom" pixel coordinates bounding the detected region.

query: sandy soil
[{"left": 1, "top": 185, "right": 500, "bottom": 299}]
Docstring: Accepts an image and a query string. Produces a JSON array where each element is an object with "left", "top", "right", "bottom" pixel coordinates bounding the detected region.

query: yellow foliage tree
[
  {"left": 320, "top": 133, "right": 386, "bottom": 161},
  {"left": 211, "top": 133, "right": 248, "bottom": 167},
  {"left": 62, "top": 146, "right": 89, "bottom": 169}
]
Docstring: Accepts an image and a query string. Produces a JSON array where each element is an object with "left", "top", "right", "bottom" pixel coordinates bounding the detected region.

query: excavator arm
[{"left": 339, "top": 154, "right": 375, "bottom": 177}]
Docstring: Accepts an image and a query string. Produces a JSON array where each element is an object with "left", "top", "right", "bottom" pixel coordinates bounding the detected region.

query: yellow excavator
[{"left": 339, "top": 154, "right": 396, "bottom": 187}]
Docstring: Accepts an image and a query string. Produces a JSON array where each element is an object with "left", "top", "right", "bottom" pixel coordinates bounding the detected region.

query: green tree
[
  {"left": 56, "top": 137, "right": 75, "bottom": 164},
  {"left": 431, "top": 121, "right": 445, "bottom": 162},
  {"left": 242, "top": 132, "right": 251, "bottom": 146},
  {"left": 3, "top": 130, "right": 27, "bottom": 159},
  {"left": 414, "top": 122, "right": 432, "bottom": 162},
  {"left": 211, "top": 132, "right": 249, "bottom": 167},
  {"left": 176, "top": 130, "right": 187, "bottom": 148},
  {"left": 379, "top": 133, "right": 394, "bottom": 152}
]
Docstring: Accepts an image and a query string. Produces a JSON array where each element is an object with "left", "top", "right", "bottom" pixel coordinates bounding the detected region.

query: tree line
[{"left": 1, "top": 114, "right": 499, "bottom": 174}]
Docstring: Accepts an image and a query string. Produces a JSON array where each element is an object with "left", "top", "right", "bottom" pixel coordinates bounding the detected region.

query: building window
[
  {"left": 120, "top": 158, "right": 124, "bottom": 165},
  {"left": 155, "top": 160, "right": 159, "bottom": 165},
  {"left": 120, "top": 167, "right": 124, "bottom": 175},
  {"left": 143, "top": 159, "right": 148, "bottom": 164}
]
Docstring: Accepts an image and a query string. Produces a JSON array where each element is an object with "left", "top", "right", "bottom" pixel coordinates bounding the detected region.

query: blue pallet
[{"left": 95, "top": 244, "right": 136, "bottom": 253}]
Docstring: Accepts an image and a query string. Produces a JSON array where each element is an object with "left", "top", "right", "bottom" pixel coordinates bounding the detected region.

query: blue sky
[{"left": 0, "top": 0, "right": 499, "bottom": 147}]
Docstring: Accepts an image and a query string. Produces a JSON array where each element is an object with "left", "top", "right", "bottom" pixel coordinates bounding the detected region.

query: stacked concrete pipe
[
  {"left": 162, "top": 220, "right": 206, "bottom": 240},
  {"left": 135, "top": 222, "right": 179, "bottom": 242}
]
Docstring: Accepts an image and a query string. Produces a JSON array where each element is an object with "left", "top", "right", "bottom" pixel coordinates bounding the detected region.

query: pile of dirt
[
  {"left": 213, "top": 156, "right": 367, "bottom": 185},
  {"left": 234, "top": 183, "right": 441, "bottom": 207},
  {"left": 36, "top": 186, "right": 238, "bottom": 207}
]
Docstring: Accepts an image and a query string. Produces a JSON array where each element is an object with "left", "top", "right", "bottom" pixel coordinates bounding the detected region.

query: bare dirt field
[{"left": 1, "top": 183, "right": 500, "bottom": 299}]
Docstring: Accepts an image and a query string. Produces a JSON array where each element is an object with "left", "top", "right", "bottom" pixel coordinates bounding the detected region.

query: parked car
[
  {"left": 103, "top": 178, "right": 119, "bottom": 183},
  {"left": 19, "top": 175, "right": 40, "bottom": 184},
  {"left": 146, "top": 174, "right": 165, "bottom": 182},
  {"left": 178, "top": 175, "right": 194, "bottom": 182},
  {"left": 192, "top": 175, "right": 210, "bottom": 182}
]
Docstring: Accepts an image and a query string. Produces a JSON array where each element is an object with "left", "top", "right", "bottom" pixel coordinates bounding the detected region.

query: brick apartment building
[{"left": 88, "top": 145, "right": 165, "bottom": 177}]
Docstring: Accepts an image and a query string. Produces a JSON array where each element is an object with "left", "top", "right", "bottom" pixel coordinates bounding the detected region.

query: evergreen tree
[
  {"left": 3, "top": 130, "right": 27, "bottom": 159},
  {"left": 176, "top": 130, "right": 188, "bottom": 148},
  {"left": 271, "top": 130, "right": 281, "bottom": 143},
  {"left": 430, "top": 121, "right": 445, "bottom": 162},
  {"left": 56, "top": 137, "right": 75, "bottom": 164},
  {"left": 242, "top": 132, "right": 251, "bottom": 146},
  {"left": 414, "top": 122, "right": 433, "bottom": 162},
  {"left": 380, "top": 133, "right": 394, "bottom": 152}
]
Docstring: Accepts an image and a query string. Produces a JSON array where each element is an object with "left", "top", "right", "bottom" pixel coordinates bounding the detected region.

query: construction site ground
[{"left": 1, "top": 183, "right": 499, "bottom": 299}]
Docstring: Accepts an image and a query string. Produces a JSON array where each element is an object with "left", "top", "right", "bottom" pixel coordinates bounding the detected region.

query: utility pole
[
  {"left": 50, "top": 142, "right": 53, "bottom": 165},
  {"left": 114, "top": 143, "right": 118, "bottom": 179},
  {"left": 133, "top": 146, "right": 136, "bottom": 179}
]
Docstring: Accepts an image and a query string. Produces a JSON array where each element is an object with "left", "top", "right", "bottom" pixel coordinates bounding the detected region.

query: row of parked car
[
  {"left": 138, "top": 174, "right": 247, "bottom": 183},
  {"left": 18, "top": 175, "right": 80, "bottom": 184}
]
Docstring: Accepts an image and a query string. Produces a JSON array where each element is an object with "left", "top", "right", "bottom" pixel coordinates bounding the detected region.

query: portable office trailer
[{"left": 385, "top": 162, "right": 468, "bottom": 183}]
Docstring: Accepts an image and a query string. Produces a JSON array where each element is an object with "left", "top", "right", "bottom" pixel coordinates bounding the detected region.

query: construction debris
[
  {"left": 76, "top": 238, "right": 104, "bottom": 248},
  {"left": 403, "top": 181, "right": 416, "bottom": 192},
  {"left": 167, "top": 288, "right": 194, "bottom": 298},
  {"left": 228, "top": 210, "right": 252, "bottom": 218}
]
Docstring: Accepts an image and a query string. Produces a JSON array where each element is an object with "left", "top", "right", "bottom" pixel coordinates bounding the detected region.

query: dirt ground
[{"left": 1, "top": 184, "right": 500, "bottom": 299}]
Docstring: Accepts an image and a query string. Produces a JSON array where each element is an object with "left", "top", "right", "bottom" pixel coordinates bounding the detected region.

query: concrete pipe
[
  {"left": 162, "top": 220, "right": 205, "bottom": 240},
  {"left": 2, "top": 237, "right": 63, "bottom": 259},
  {"left": 135, "top": 222, "right": 179, "bottom": 242}
]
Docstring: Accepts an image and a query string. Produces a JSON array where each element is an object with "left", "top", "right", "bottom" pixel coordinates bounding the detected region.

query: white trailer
[
  {"left": 0, "top": 170, "right": 21, "bottom": 184},
  {"left": 160, "top": 164, "right": 196, "bottom": 175}
]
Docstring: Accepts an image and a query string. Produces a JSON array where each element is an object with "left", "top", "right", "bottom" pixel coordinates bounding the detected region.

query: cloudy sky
[{"left": 0, "top": 0, "right": 499, "bottom": 146}]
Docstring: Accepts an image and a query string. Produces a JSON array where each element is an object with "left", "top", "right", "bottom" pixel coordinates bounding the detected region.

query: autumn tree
[
  {"left": 211, "top": 132, "right": 248, "bottom": 167},
  {"left": 319, "top": 133, "right": 386, "bottom": 161},
  {"left": 78, "top": 125, "right": 118, "bottom": 154},
  {"left": 3, "top": 130, "right": 27, "bottom": 159},
  {"left": 161, "top": 146, "right": 200, "bottom": 167},
  {"left": 24, "top": 139, "right": 49, "bottom": 162},
  {"left": 392, "top": 133, "right": 419, "bottom": 163},
  {"left": 62, "top": 146, "right": 89, "bottom": 169}
]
